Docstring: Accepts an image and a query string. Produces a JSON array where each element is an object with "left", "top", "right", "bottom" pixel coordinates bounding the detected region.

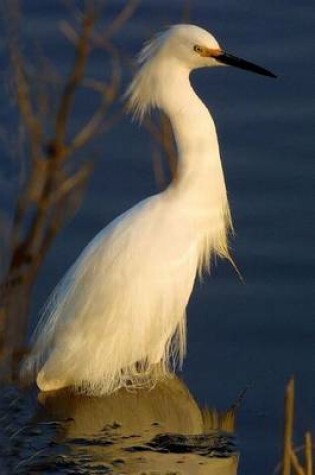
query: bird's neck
[
  {"left": 160, "top": 67, "right": 227, "bottom": 204},
  {"left": 160, "top": 66, "right": 233, "bottom": 271},
  {"left": 127, "top": 54, "right": 233, "bottom": 270}
]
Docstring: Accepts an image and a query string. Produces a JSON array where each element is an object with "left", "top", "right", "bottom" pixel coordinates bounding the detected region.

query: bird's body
[{"left": 21, "top": 25, "right": 275, "bottom": 394}]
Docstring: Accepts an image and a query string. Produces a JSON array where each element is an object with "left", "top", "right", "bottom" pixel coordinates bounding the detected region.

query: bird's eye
[{"left": 194, "top": 45, "right": 203, "bottom": 54}]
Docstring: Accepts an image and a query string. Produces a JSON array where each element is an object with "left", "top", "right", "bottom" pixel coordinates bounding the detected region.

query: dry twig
[
  {"left": 0, "top": 0, "right": 139, "bottom": 378},
  {"left": 305, "top": 433, "right": 313, "bottom": 475},
  {"left": 282, "top": 377, "right": 295, "bottom": 475},
  {"left": 274, "top": 378, "right": 314, "bottom": 475}
]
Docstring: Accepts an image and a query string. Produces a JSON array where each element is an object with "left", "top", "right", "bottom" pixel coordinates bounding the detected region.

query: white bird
[{"left": 21, "top": 25, "right": 275, "bottom": 395}]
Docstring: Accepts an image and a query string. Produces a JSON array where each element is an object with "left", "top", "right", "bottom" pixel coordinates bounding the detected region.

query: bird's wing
[{"left": 24, "top": 193, "right": 198, "bottom": 388}]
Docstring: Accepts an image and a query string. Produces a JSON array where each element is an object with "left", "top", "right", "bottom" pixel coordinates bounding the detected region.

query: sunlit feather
[{"left": 21, "top": 25, "right": 235, "bottom": 395}]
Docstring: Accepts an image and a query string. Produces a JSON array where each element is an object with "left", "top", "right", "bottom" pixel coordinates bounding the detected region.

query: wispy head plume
[{"left": 125, "top": 30, "right": 168, "bottom": 122}]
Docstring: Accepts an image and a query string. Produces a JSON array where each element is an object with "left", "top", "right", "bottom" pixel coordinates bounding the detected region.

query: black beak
[{"left": 216, "top": 52, "right": 277, "bottom": 78}]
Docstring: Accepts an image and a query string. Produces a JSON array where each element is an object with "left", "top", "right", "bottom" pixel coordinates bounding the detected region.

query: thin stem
[
  {"left": 282, "top": 377, "right": 295, "bottom": 475},
  {"left": 54, "top": 13, "right": 94, "bottom": 146},
  {"left": 290, "top": 448, "right": 305, "bottom": 475},
  {"left": 305, "top": 432, "right": 313, "bottom": 475}
]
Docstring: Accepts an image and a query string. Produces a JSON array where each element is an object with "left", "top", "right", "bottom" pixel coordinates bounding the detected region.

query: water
[
  {"left": 1, "top": 379, "right": 238, "bottom": 474},
  {"left": 0, "top": 1, "right": 314, "bottom": 473}
]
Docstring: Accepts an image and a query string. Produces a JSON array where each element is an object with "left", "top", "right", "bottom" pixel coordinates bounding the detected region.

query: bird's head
[
  {"left": 145, "top": 25, "right": 223, "bottom": 71},
  {"left": 126, "top": 24, "right": 276, "bottom": 120}
]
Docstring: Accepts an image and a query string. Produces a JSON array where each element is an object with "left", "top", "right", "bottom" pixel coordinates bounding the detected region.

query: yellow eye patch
[{"left": 193, "top": 45, "right": 222, "bottom": 57}]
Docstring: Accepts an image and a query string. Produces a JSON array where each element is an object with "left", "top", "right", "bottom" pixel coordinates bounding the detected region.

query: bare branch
[
  {"left": 143, "top": 117, "right": 164, "bottom": 146},
  {"left": 305, "top": 433, "right": 313, "bottom": 475},
  {"left": 181, "top": 0, "right": 192, "bottom": 22},
  {"left": 7, "top": 0, "right": 42, "bottom": 155},
  {"left": 59, "top": 20, "right": 80, "bottom": 44},
  {"left": 90, "top": 35, "right": 122, "bottom": 99},
  {"left": 54, "top": 10, "right": 95, "bottom": 146},
  {"left": 6, "top": 0, "right": 45, "bottom": 250},
  {"left": 29, "top": 162, "right": 92, "bottom": 280},
  {"left": 48, "top": 162, "right": 93, "bottom": 207},
  {"left": 70, "top": 105, "right": 106, "bottom": 151},
  {"left": 290, "top": 448, "right": 305, "bottom": 475},
  {"left": 160, "top": 114, "right": 177, "bottom": 177},
  {"left": 68, "top": 34, "right": 122, "bottom": 151},
  {"left": 282, "top": 377, "right": 294, "bottom": 475},
  {"left": 152, "top": 146, "right": 166, "bottom": 190},
  {"left": 143, "top": 114, "right": 177, "bottom": 182},
  {"left": 103, "top": 0, "right": 140, "bottom": 39}
]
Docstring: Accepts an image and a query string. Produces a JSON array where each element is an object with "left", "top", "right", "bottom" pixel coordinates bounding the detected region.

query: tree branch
[{"left": 54, "top": 10, "right": 95, "bottom": 147}]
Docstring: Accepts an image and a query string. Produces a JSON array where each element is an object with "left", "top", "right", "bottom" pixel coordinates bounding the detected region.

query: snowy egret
[{"left": 21, "top": 25, "right": 275, "bottom": 394}]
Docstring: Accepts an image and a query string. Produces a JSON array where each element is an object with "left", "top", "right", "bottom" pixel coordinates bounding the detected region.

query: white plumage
[{"left": 21, "top": 24, "right": 274, "bottom": 394}]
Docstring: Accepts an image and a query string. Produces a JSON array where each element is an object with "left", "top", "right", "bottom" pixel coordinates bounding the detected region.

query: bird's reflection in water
[{"left": 37, "top": 376, "right": 238, "bottom": 474}]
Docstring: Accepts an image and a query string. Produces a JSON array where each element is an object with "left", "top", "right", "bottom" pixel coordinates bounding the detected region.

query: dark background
[{"left": 1, "top": 1, "right": 314, "bottom": 473}]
